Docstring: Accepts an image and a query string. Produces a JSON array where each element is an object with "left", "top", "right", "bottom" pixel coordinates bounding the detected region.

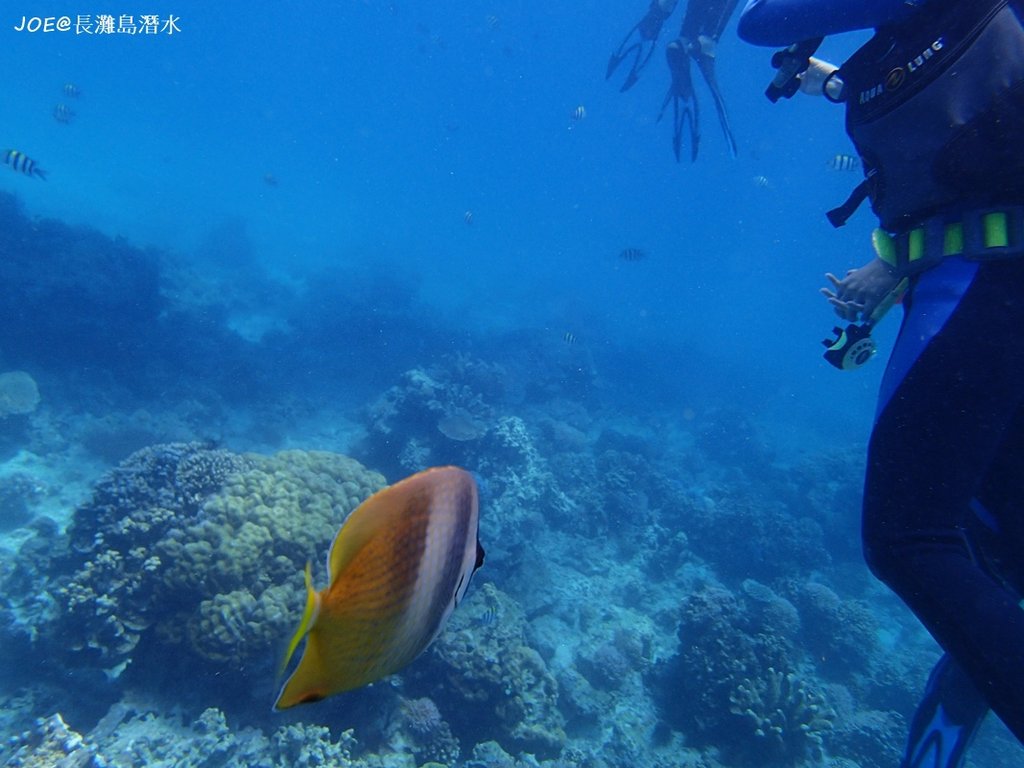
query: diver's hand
[
  {"left": 821, "top": 258, "right": 900, "bottom": 322},
  {"left": 799, "top": 57, "right": 838, "bottom": 97}
]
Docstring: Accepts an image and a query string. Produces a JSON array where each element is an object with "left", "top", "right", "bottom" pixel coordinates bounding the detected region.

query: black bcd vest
[{"left": 834, "top": 0, "right": 1024, "bottom": 232}]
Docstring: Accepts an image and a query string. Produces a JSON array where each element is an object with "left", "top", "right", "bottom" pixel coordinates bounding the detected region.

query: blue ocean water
[{"left": 0, "top": 2, "right": 1021, "bottom": 767}]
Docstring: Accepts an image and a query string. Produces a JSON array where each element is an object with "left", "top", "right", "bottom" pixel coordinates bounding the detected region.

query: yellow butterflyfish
[{"left": 274, "top": 466, "right": 484, "bottom": 709}]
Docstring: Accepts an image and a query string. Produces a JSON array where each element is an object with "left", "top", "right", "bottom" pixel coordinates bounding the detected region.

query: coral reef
[
  {"left": 826, "top": 706, "right": 904, "bottom": 768},
  {"left": 0, "top": 443, "right": 385, "bottom": 700},
  {"left": 0, "top": 192, "right": 163, "bottom": 385},
  {"left": 359, "top": 356, "right": 502, "bottom": 477},
  {"left": 387, "top": 696, "right": 460, "bottom": 765},
  {"left": 409, "top": 582, "right": 567, "bottom": 758},
  {"left": 792, "top": 581, "right": 879, "bottom": 678},
  {"left": 0, "top": 472, "right": 43, "bottom": 531},
  {"left": 4, "top": 713, "right": 105, "bottom": 768},
  {"left": 0, "top": 703, "right": 362, "bottom": 768},
  {"left": 578, "top": 641, "right": 633, "bottom": 692},
  {"left": 729, "top": 667, "right": 835, "bottom": 764},
  {"left": 654, "top": 583, "right": 823, "bottom": 766},
  {"left": 1, "top": 155, "right": 993, "bottom": 768},
  {"left": 681, "top": 480, "right": 831, "bottom": 583}
]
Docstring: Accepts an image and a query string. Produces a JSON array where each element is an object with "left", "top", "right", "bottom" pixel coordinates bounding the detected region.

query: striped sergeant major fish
[
  {"left": 53, "top": 103, "right": 75, "bottom": 124},
  {"left": 828, "top": 153, "right": 861, "bottom": 172},
  {"left": 3, "top": 150, "right": 46, "bottom": 180}
]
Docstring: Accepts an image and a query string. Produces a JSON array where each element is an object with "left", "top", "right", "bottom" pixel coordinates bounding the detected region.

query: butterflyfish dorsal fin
[{"left": 324, "top": 472, "right": 429, "bottom": 583}]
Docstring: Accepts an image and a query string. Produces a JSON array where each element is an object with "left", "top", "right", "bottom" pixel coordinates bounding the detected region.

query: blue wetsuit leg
[
  {"left": 737, "top": 0, "right": 919, "bottom": 45},
  {"left": 863, "top": 256, "right": 1024, "bottom": 743}
]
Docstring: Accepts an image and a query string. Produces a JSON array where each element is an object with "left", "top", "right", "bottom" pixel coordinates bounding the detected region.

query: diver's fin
[
  {"left": 900, "top": 654, "right": 988, "bottom": 768},
  {"left": 606, "top": 44, "right": 632, "bottom": 81},
  {"left": 606, "top": 27, "right": 657, "bottom": 92},
  {"left": 660, "top": 40, "right": 700, "bottom": 162},
  {"left": 694, "top": 53, "right": 737, "bottom": 158},
  {"left": 606, "top": 23, "right": 643, "bottom": 82}
]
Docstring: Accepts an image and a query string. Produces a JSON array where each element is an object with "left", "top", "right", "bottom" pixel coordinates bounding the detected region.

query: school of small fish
[{"left": 3, "top": 81, "right": 83, "bottom": 182}]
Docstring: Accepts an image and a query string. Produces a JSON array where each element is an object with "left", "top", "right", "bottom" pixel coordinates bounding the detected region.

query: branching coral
[
  {"left": 654, "top": 584, "right": 822, "bottom": 766},
  {"left": 729, "top": 667, "right": 835, "bottom": 764}
]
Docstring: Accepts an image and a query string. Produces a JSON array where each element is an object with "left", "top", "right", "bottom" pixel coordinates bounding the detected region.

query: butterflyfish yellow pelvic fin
[{"left": 274, "top": 466, "right": 483, "bottom": 710}]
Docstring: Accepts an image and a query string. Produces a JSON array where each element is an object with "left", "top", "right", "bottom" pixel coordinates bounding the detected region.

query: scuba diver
[
  {"left": 607, "top": 0, "right": 740, "bottom": 161},
  {"left": 738, "top": 0, "right": 1024, "bottom": 766}
]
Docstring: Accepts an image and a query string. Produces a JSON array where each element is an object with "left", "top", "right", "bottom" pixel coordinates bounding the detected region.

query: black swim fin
[{"left": 900, "top": 654, "right": 989, "bottom": 768}]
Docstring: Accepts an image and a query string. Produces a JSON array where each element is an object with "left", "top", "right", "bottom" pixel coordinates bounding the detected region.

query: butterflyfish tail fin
[{"left": 279, "top": 561, "right": 320, "bottom": 678}]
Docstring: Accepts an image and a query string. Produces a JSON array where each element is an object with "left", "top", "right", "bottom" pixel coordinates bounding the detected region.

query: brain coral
[{"left": 17, "top": 443, "right": 385, "bottom": 686}]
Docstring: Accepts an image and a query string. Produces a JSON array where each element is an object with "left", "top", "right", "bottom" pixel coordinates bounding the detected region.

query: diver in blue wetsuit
[
  {"left": 738, "top": 1, "right": 1024, "bottom": 766},
  {"left": 608, "top": 0, "right": 740, "bottom": 161}
]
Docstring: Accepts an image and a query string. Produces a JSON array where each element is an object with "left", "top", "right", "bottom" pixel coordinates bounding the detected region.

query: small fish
[
  {"left": 464, "top": 210, "right": 474, "bottom": 225},
  {"left": 828, "top": 154, "right": 860, "bottom": 172},
  {"left": 563, "top": 331, "right": 578, "bottom": 344},
  {"left": 486, "top": 14, "right": 500, "bottom": 30},
  {"left": 476, "top": 607, "right": 498, "bottom": 627},
  {"left": 53, "top": 103, "right": 74, "bottom": 124},
  {"left": 618, "top": 247, "right": 646, "bottom": 262},
  {"left": 63, "top": 82, "right": 81, "bottom": 98},
  {"left": 274, "top": 466, "right": 484, "bottom": 709},
  {"left": 3, "top": 150, "right": 46, "bottom": 180},
  {"left": 752, "top": 174, "right": 770, "bottom": 189},
  {"left": 570, "top": 105, "right": 586, "bottom": 122}
]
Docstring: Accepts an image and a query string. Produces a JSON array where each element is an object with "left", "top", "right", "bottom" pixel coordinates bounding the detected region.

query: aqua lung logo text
[{"left": 859, "top": 37, "right": 944, "bottom": 104}]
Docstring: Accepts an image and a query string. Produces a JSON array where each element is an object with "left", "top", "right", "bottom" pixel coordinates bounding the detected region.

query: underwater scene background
[{"left": 1, "top": 2, "right": 1022, "bottom": 767}]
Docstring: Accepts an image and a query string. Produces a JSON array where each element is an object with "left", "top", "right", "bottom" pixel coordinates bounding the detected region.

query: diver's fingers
[
  {"left": 824, "top": 273, "right": 843, "bottom": 290},
  {"left": 819, "top": 272, "right": 843, "bottom": 292},
  {"left": 826, "top": 297, "right": 864, "bottom": 321},
  {"left": 828, "top": 297, "right": 863, "bottom": 311}
]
